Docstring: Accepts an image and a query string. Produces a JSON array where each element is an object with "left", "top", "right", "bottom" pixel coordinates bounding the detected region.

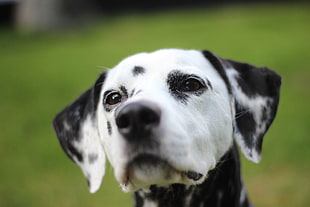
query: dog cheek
[
  {"left": 208, "top": 113, "right": 234, "bottom": 161},
  {"left": 192, "top": 96, "right": 233, "bottom": 163},
  {"left": 192, "top": 130, "right": 218, "bottom": 172}
]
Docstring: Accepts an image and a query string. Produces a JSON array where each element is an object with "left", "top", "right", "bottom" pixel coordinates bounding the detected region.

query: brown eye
[
  {"left": 181, "top": 78, "right": 204, "bottom": 92},
  {"left": 105, "top": 92, "right": 122, "bottom": 105}
]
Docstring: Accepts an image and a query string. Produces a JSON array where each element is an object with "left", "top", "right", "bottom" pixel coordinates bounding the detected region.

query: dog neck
[{"left": 133, "top": 144, "right": 252, "bottom": 207}]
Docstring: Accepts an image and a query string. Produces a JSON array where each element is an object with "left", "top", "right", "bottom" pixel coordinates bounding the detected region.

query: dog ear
[
  {"left": 53, "top": 72, "right": 107, "bottom": 193},
  {"left": 202, "top": 51, "right": 281, "bottom": 163}
]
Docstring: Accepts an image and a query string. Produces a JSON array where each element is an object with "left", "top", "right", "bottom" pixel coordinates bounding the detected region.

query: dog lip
[
  {"left": 185, "top": 171, "right": 203, "bottom": 181},
  {"left": 122, "top": 153, "right": 203, "bottom": 184},
  {"left": 127, "top": 154, "right": 166, "bottom": 167}
]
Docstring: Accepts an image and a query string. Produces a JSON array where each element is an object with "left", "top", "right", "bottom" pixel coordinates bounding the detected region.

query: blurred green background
[{"left": 0, "top": 3, "right": 309, "bottom": 207}]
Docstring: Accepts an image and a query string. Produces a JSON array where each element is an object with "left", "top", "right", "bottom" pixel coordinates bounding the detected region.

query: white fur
[{"left": 74, "top": 116, "right": 106, "bottom": 193}]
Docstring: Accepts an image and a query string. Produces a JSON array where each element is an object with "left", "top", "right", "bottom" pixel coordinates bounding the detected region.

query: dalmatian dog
[{"left": 53, "top": 49, "right": 281, "bottom": 207}]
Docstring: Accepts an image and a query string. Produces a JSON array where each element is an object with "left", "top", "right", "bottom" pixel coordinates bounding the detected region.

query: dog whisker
[
  {"left": 234, "top": 109, "right": 251, "bottom": 120},
  {"left": 96, "top": 65, "right": 111, "bottom": 70}
]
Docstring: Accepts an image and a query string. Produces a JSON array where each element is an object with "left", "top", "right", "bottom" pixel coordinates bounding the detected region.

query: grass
[{"left": 0, "top": 3, "right": 309, "bottom": 207}]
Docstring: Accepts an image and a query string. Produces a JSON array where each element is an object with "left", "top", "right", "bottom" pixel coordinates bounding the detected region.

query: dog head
[{"left": 53, "top": 49, "right": 281, "bottom": 193}]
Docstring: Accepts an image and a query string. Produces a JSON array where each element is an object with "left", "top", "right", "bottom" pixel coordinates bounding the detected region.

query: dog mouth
[{"left": 120, "top": 154, "right": 203, "bottom": 191}]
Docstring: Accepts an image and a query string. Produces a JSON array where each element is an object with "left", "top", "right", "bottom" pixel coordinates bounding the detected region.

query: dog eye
[
  {"left": 105, "top": 92, "right": 122, "bottom": 105},
  {"left": 181, "top": 78, "right": 204, "bottom": 92}
]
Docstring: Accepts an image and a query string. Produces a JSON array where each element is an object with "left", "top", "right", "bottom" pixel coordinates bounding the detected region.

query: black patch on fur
[
  {"left": 167, "top": 70, "right": 207, "bottom": 104},
  {"left": 93, "top": 73, "right": 106, "bottom": 113},
  {"left": 144, "top": 184, "right": 188, "bottom": 207},
  {"left": 88, "top": 153, "right": 98, "bottom": 164},
  {"left": 206, "top": 78, "right": 213, "bottom": 90},
  {"left": 107, "top": 121, "right": 112, "bottom": 135},
  {"left": 202, "top": 50, "right": 232, "bottom": 94},
  {"left": 134, "top": 192, "right": 144, "bottom": 207},
  {"left": 133, "top": 66, "right": 145, "bottom": 76},
  {"left": 167, "top": 71, "right": 189, "bottom": 103},
  {"left": 234, "top": 102, "right": 256, "bottom": 152},
  {"left": 120, "top": 85, "right": 128, "bottom": 97},
  {"left": 224, "top": 59, "right": 281, "bottom": 98},
  {"left": 67, "top": 141, "right": 83, "bottom": 162}
]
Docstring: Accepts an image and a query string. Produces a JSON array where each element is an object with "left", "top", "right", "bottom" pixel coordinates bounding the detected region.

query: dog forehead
[
  {"left": 117, "top": 49, "right": 203, "bottom": 67},
  {"left": 106, "top": 49, "right": 220, "bottom": 84}
]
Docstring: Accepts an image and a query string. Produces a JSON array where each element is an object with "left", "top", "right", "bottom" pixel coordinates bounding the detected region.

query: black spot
[
  {"left": 130, "top": 89, "right": 136, "bottom": 97},
  {"left": 120, "top": 85, "right": 128, "bottom": 97},
  {"left": 133, "top": 66, "right": 145, "bottom": 76},
  {"left": 67, "top": 141, "right": 83, "bottom": 162},
  {"left": 88, "top": 153, "right": 98, "bottom": 164},
  {"left": 107, "top": 121, "right": 112, "bottom": 135},
  {"left": 206, "top": 78, "right": 213, "bottom": 90}
]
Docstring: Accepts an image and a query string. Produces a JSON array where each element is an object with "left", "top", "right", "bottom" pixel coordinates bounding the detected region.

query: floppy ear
[
  {"left": 53, "top": 72, "right": 106, "bottom": 193},
  {"left": 203, "top": 51, "right": 281, "bottom": 163}
]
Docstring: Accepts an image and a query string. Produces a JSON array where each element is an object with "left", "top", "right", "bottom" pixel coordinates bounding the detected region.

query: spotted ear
[
  {"left": 203, "top": 51, "right": 281, "bottom": 163},
  {"left": 53, "top": 73, "right": 106, "bottom": 193}
]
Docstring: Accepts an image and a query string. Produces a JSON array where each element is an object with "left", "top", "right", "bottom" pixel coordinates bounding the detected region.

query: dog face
[
  {"left": 53, "top": 49, "right": 281, "bottom": 193},
  {"left": 98, "top": 49, "right": 234, "bottom": 191}
]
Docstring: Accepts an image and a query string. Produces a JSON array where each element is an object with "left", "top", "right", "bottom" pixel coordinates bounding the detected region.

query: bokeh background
[{"left": 0, "top": 1, "right": 309, "bottom": 207}]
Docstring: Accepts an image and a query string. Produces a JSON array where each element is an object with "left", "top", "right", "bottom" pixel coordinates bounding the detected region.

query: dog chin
[{"left": 117, "top": 154, "right": 205, "bottom": 192}]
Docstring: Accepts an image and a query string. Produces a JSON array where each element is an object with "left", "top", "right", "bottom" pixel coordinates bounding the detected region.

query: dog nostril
[{"left": 139, "top": 107, "right": 160, "bottom": 126}]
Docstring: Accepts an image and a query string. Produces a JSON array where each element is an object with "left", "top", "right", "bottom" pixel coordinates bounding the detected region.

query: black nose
[{"left": 116, "top": 102, "right": 161, "bottom": 141}]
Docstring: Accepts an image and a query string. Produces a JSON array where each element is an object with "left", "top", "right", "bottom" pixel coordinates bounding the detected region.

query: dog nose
[{"left": 116, "top": 102, "right": 161, "bottom": 141}]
